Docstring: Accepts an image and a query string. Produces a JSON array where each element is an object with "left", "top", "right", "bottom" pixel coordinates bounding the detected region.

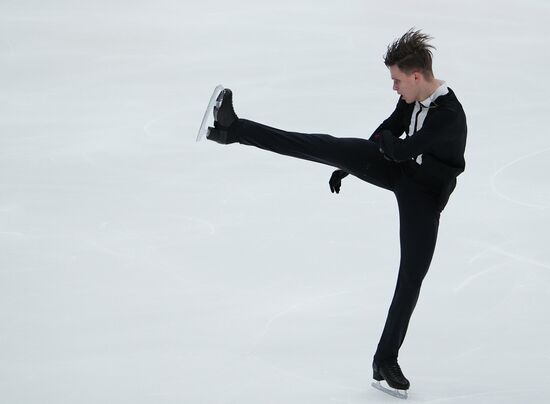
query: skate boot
[
  {"left": 207, "top": 88, "right": 239, "bottom": 144},
  {"left": 371, "top": 360, "right": 409, "bottom": 399}
]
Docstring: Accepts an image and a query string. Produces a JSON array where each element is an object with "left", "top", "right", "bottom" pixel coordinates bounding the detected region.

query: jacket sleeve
[
  {"left": 379, "top": 105, "right": 458, "bottom": 162},
  {"left": 368, "top": 98, "right": 408, "bottom": 141}
]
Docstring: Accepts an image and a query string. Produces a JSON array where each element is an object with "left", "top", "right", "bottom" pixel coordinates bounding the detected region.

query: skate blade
[
  {"left": 371, "top": 381, "right": 408, "bottom": 400},
  {"left": 196, "top": 84, "right": 224, "bottom": 142}
]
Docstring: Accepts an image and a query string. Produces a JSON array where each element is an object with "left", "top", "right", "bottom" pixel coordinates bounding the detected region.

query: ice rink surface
[{"left": 1, "top": 0, "right": 550, "bottom": 402}]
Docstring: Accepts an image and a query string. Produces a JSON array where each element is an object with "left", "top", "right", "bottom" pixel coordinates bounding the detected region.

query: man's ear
[{"left": 413, "top": 71, "right": 422, "bottom": 82}]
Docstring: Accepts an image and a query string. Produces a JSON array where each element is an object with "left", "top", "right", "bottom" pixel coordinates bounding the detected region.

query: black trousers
[{"left": 230, "top": 119, "right": 441, "bottom": 364}]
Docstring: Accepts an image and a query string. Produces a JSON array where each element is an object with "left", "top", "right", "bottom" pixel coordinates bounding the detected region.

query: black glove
[{"left": 329, "top": 170, "right": 349, "bottom": 194}]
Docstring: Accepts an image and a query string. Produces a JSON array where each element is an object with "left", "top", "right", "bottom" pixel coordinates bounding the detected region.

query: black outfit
[{"left": 227, "top": 88, "right": 467, "bottom": 365}]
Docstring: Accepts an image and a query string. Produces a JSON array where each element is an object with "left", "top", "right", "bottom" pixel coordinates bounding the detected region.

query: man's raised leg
[{"left": 205, "top": 88, "right": 397, "bottom": 190}]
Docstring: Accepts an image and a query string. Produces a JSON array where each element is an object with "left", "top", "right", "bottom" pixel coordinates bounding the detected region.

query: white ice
[{"left": 1, "top": 0, "right": 550, "bottom": 403}]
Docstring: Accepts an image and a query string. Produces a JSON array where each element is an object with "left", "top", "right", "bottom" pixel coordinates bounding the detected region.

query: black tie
[{"left": 413, "top": 103, "right": 424, "bottom": 135}]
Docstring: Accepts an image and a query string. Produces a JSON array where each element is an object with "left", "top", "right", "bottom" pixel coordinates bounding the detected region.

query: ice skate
[
  {"left": 206, "top": 88, "right": 239, "bottom": 144},
  {"left": 213, "top": 88, "right": 238, "bottom": 130},
  {"left": 196, "top": 85, "right": 224, "bottom": 142},
  {"left": 197, "top": 85, "right": 239, "bottom": 144},
  {"left": 371, "top": 360, "right": 409, "bottom": 399}
]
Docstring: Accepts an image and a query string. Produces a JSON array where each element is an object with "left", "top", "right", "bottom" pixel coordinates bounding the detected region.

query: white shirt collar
[{"left": 419, "top": 80, "right": 448, "bottom": 108}]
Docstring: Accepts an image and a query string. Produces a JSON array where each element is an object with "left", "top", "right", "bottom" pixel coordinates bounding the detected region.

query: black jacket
[{"left": 371, "top": 88, "right": 467, "bottom": 209}]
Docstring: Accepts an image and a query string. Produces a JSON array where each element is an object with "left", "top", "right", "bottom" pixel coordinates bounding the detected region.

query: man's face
[{"left": 389, "top": 65, "right": 419, "bottom": 104}]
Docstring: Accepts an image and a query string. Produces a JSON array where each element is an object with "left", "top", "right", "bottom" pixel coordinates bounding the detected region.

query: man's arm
[
  {"left": 329, "top": 98, "right": 410, "bottom": 194},
  {"left": 369, "top": 98, "right": 409, "bottom": 141},
  {"left": 379, "top": 106, "right": 459, "bottom": 162}
]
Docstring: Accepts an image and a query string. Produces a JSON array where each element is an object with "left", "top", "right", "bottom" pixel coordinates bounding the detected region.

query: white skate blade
[
  {"left": 196, "top": 84, "right": 224, "bottom": 142},
  {"left": 371, "top": 381, "right": 408, "bottom": 400}
]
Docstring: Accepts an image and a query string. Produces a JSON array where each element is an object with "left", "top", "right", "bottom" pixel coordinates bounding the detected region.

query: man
[{"left": 205, "top": 29, "right": 467, "bottom": 393}]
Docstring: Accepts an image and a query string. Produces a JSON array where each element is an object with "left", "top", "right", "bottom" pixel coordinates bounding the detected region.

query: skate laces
[
  {"left": 387, "top": 363, "right": 406, "bottom": 381},
  {"left": 224, "top": 92, "right": 237, "bottom": 118},
  {"left": 217, "top": 90, "right": 238, "bottom": 128}
]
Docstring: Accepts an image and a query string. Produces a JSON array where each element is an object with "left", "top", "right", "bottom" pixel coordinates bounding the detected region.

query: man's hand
[{"left": 329, "top": 170, "right": 349, "bottom": 194}]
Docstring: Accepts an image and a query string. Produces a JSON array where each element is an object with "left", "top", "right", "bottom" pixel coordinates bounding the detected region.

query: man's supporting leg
[
  {"left": 374, "top": 178, "right": 441, "bottom": 364},
  {"left": 230, "top": 119, "right": 397, "bottom": 190}
]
